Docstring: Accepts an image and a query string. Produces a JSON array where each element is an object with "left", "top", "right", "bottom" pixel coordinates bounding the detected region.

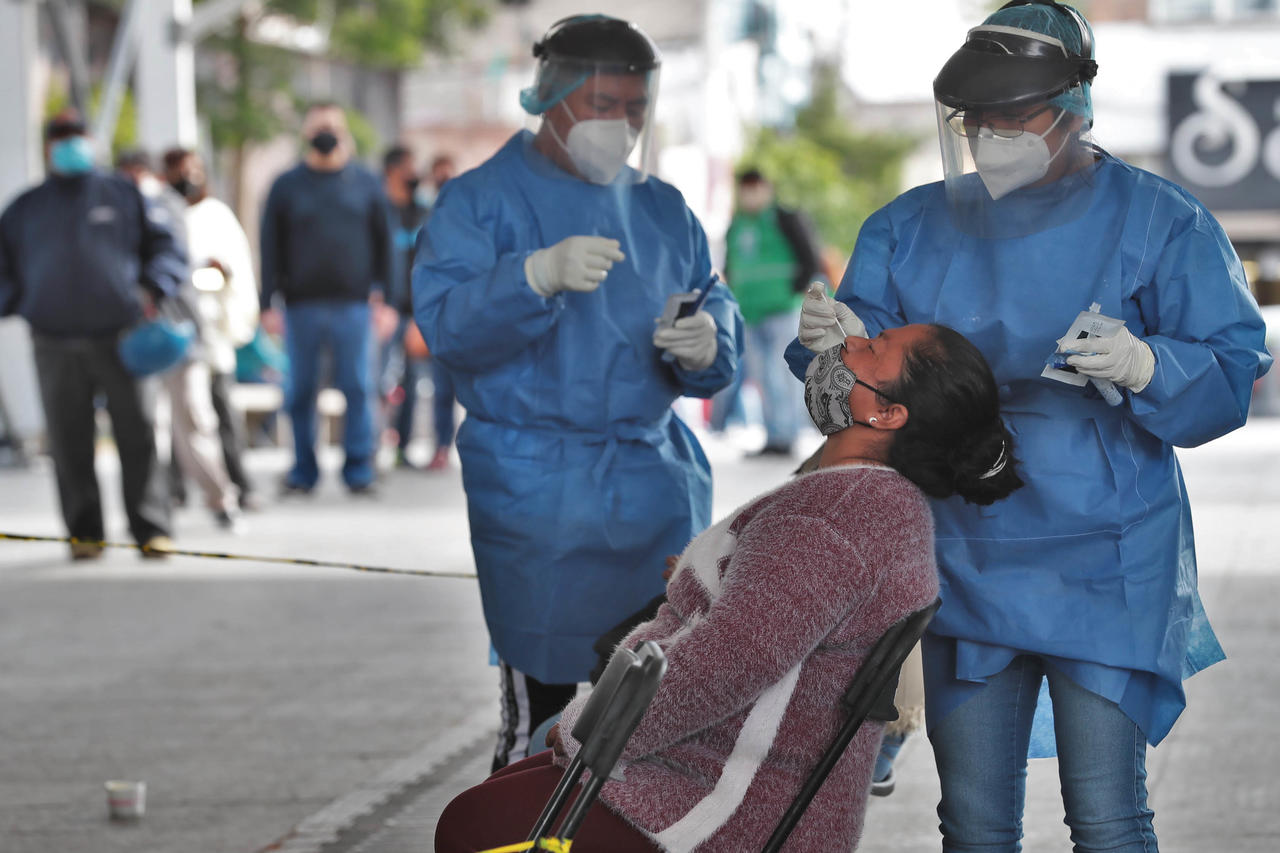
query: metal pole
[
  {"left": 136, "top": 0, "right": 198, "bottom": 152},
  {"left": 0, "top": 0, "right": 47, "bottom": 445},
  {"left": 92, "top": 0, "right": 143, "bottom": 157},
  {"left": 42, "top": 0, "right": 91, "bottom": 114}
]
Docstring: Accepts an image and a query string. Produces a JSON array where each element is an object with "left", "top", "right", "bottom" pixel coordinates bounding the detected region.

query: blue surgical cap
[
  {"left": 983, "top": 2, "right": 1094, "bottom": 122},
  {"left": 518, "top": 67, "right": 589, "bottom": 116}
]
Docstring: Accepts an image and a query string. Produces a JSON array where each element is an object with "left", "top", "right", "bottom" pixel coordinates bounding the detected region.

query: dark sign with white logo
[{"left": 1166, "top": 72, "right": 1280, "bottom": 210}]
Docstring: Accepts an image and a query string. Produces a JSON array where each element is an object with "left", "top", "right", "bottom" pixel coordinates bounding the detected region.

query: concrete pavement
[{"left": 1, "top": 419, "right": 1278, "bottom": 852}]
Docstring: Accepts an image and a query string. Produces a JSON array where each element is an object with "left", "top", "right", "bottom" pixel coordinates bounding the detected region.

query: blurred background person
[
  {"left": 0, "top": 110, "right": 182, "bottom": 559},
  {"left": 379, "top": 144, "right": 429, "bottom": 469},
  {"left": 163, "top": 147, "right": 262, "bottom": 512},
  {"left": 714, "top": 167, "right": 823, "bottom": 457},
  {"left": 260, "top": 102, "right": 392, "bottom": 496},
  {"left": 413, "top": 15, "right": 743, "bottom": 770},
  {"left": 423, "top": 153, "right": 458, "bottom": 471},
  {"left": 118, "top": 150, "right": 243, "bottom": 532}
]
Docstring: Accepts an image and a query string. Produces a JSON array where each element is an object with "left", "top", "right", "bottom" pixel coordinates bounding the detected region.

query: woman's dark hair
[{"left": 880, "top": 324, "right": 1024, "bottom": 505}]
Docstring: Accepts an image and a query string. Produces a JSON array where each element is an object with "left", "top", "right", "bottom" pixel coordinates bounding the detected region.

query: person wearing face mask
[
  {"left": 0, "top": 110, "right": 185, "bottom": 560},
  {"left": 421, "top": 154, "right": 459, "bottom": 472},
  {"left": 161, "top": 147, "right": 261, "bottom": 513},
  {"left": 116, "top": 150, "right": 244, "bottom": 533},
  {"left": 412, "top": 14, "right": 744, "bottom": 771},
  {"left": 786, "top": 2, "right": 1271, "bottom": 849},
  {"left": 259, "top": 101, "right": 393, "bottom": 495},
  {"left": 377, "top": 144, "right": 430, "bottom": 470},
  {"left": 714, "top": 168, "right": 823, "bottom": 456},
  {"left": 434, "top": 326, "right": 1021, "bottom": 853}
]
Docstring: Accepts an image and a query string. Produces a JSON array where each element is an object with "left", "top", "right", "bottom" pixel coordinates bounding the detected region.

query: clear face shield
[
  {"left": 522, "top": 61, "right": 660, "bottom": 185},
  {"left": 936, "top": 96, "right": 1096, "bottom": 238}
]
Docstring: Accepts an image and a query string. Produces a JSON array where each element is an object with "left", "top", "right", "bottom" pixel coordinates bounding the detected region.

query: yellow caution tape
[
  {"left": 0, "top": 531, "right": 476, "bottom": 580},
  {"left": 477, "top": 839, "right": 572, "bottom": 853}
]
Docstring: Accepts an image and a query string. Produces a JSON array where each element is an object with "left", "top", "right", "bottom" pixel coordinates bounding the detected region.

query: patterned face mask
[{"left": 803, "top": 343, "right": 900, "bottom": 435}]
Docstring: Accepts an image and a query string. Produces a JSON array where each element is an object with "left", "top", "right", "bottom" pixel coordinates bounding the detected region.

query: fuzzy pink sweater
[{"left": 556, "top": 464, "right": 939, "bottom": 852}]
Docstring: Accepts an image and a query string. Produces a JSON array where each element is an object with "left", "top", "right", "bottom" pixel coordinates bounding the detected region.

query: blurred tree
[
  {"left": 739, "top": 62, "right": 919, "bottom": 258},
  {"left": 195, "top": 0, "right": 488, "bottom": 217}
]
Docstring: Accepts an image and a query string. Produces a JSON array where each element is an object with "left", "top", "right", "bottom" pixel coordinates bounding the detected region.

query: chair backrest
[
  {"left": 761, "top": 598, "right": 941, "bottom": 853},
  {"left": 527, "top": 640, "right": 667, "bottom": 846}
]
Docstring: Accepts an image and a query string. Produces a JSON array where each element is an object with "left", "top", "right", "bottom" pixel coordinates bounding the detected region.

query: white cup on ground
[{"left": 104, "top": 780, "right": 146, "bottom": 820}]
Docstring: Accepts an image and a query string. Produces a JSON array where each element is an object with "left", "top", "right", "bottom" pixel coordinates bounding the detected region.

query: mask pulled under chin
[
  {"left": 804, "top": 343, "right": 858, "bottom": 435},
  {"left": 972, "top": 110, "right": 1068, "bottom": 200},
  {"left": 554, "top": 103, "right": 639, "bottom": 185}
]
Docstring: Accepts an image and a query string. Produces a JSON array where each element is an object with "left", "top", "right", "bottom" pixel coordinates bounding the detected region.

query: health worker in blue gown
[
  {"left": 786, "top": 2, "right": 1271, "bottom": 849},
  {"left": 413, "top": 15, "right": 743, "bottom": 770}
]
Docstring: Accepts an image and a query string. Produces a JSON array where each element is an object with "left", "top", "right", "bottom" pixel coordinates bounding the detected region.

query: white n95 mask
[
  {"left": 972, "top": 109, "right": 1068, "bottom": 200},
  {"left": 554, "top": 102, "right": 639, "bottom": 185},
  {"left": 566, "top": 118, "right": 638, "bottom": 184}
]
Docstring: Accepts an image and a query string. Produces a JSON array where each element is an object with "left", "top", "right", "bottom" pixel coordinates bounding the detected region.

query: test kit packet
[{"left": 1042, "top": 302, "right": 1125, "bottom": 386}]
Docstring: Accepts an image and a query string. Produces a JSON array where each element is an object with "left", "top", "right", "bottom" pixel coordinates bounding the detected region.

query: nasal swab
[{"left": 809, "top": 281, "right": 848, "bottom": 337}]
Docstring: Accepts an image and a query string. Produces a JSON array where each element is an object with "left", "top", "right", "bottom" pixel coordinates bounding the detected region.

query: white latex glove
[
  {"left": 798, "top": 282, "right": 867, "bottom": 351},
  {"left": 524, "top": 236, "right": 625, "bottom": 297},
  {"left": 653, "top": 311, "right": 718, "bottom": 371},
  {"left": 1059, "top": 327, "right": 1155, "bottom": 393}
]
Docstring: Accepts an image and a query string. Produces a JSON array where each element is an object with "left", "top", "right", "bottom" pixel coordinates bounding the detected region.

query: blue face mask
[{"left": 50, "top": 136, "right": 95, "bottom": 175}]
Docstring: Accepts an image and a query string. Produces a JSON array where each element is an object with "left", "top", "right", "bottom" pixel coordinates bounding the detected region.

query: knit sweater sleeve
[{"left": 618, "top": 495, "right": 902, "bottom": 760}]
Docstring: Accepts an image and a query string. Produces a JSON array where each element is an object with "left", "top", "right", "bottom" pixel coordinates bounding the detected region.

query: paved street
[{"left": 1, "top": 417, "right": 1278, "bottom": 852}]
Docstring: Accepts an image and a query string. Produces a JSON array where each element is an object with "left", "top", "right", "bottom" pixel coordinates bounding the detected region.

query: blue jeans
[
  {"left": 929, "top": 656, "right": 1157, "bottom": 852},
  {"left": 379, "top": 316, "right": 423, "bottom": 452},
  {"left": 743, "top": 311, "right": 803, "bottom": 448},
  {"left": 283, "top": 300, "right": 376, "bottom": 489}
]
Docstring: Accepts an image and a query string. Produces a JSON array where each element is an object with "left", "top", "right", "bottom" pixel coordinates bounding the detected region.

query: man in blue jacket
[
  {"left": 0, "top": 110, "right": 186, "bottom": 560},
  {"left": 414, "top": 15, "right": 744, "bottom": 769},
  {"left": 260, "top": 102, "right": 392, "bottom": 495}
]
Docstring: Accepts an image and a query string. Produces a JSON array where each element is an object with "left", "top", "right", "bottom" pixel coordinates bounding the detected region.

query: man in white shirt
[{"left": 162, "top": 148, "right": 261, "bottom": 511}]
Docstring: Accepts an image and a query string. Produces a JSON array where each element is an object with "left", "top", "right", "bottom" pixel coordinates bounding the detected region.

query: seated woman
[{"left": 435, "top": 324, "right": 1024, "bottom": 853}]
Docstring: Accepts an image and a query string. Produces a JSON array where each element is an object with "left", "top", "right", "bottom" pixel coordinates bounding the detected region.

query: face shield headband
[
  {"left": 934, "top": 24, "right": 1097, "bottom": 114},
  {"left": 804, "top": 343, "right": 902, "bottom": 436}
]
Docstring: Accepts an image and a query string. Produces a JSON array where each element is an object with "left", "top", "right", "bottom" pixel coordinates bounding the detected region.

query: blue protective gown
[
  {"left": 786, "top": 152, "right": 1271, "bottom": 745},
  {"left": 414, "top": 132, "right": 743, "bottom": 685}
]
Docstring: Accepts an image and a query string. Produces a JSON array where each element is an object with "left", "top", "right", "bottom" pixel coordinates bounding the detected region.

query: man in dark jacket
[
  {"left": 377, "top": 144, "right": 429, "bottom": 469},
  {"left": 260, "top": 102, "right": 392, "bottom": 494},
  {"left": 0, "top": 110, "right": 186, "bottom": 559}
]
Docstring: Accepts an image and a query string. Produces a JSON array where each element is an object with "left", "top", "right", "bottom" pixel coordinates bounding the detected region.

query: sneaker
[
  {"left": 871, "top": 730, "right": 907, "bottom": 797},
  {"left": 140, "top": 535, "right": 175, "bottom": 560},
  {"left": 870, "top": 766, "right": 895, "bottom": 797},
  {"left": 69, "top": 541, "right": 104, "bottom": 561},
  {"left": 237, "top": 492, "right": 264, "bottom": 513},
  {"left": 214, "top": 510, "right": 246, "bottom": 534},
  {"left": 346, "top": 481, "right": 378, "bottom": 497},
  {"left": 395, "top": 449, "right": 420, "bottom": 470},
  {"left": 748, "top": 443, "right": 793, "bottom": 458},
  {"left": 279, "top": 480, "right": 314, "bottom": 498},
  {"left": 425, "top": 447, "right": 451, "bottom": 471}
]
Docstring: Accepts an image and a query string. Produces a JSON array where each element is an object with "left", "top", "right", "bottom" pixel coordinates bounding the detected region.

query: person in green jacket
[{"left": 717, "top": 169, "right": 823, "bottom": 456}]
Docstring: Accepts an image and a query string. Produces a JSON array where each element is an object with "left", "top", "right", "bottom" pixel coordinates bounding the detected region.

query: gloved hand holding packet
[{"left": 1043, "top": 302, "right": 1153, "bottom": 404}]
